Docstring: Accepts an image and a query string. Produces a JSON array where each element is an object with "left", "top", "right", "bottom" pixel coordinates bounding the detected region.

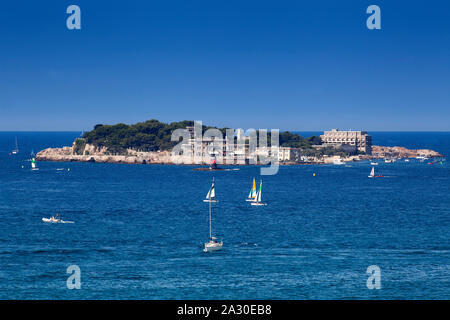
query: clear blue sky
[{"left": 0, "top": 1, "right": 449, "bottom": 131}]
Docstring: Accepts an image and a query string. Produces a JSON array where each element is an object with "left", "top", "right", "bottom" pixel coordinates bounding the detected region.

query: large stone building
[{"left": 320, "top": 129, "right": 372, "bottom": 154}]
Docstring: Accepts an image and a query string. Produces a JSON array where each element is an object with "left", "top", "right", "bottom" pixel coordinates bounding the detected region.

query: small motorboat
[{"left": 42, "top": 215, "right": 74, "bottom": 224}]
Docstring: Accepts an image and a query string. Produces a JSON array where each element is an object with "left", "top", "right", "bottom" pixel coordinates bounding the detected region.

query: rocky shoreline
[{"left": 36, "top": 142, "right": 444, "bottom": 165}]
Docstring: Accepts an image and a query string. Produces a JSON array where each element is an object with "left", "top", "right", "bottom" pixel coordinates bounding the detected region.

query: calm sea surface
[{"left": 0, "top": 132, "right": 449, "bottom": 299}]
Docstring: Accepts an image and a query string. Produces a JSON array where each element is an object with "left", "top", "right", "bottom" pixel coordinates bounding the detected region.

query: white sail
[
  {"left": 204, "top": 178, "right": 222, "bottom": 252},
  {"left": 250, "top": 180, "right": 266, "bottom": 206},
  {"left": 257, "top": 181, "right": 262, "bottom": 202},
  {"left": 204, "top": 179, "right": 217, "bottom": 202},
  {"left": 369, "top": 166, "right": 375, "bottom": 178},
  {"left": 205, "top": 183, "right": 215, "bottom": 200},
  {"left": 248, "top": 178, "right": 256, "bottom": 199}
]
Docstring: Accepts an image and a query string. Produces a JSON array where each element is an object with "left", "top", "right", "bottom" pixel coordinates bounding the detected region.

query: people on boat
[
  {"left": 209, "top": 158, "right": 217, "bottom": 170},
  {"left": 50, "top": 214, "right": 61, "bottom": 222}
]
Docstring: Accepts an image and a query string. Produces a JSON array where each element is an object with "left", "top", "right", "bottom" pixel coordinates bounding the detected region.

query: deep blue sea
[{"left": 0, "top": 132, "right": 449, "bottom": 299}]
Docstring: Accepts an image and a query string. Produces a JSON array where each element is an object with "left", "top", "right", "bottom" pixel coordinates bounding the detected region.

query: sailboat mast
[{"left": 209, "top": 194, "right": 212, "bottom": 239}]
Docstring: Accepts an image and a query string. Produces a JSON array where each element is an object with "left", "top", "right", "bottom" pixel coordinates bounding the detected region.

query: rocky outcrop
[
  {"left": 371, "top": 146, "right": 443, "bottom": 158},
  {"left": 36, "top": 143, "right": 173, "bottom": 164},
  {"left": 36, "top": 142, "right": 444, "bottom": 165}
]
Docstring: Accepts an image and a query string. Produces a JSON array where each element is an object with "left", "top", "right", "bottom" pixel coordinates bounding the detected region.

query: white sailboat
[
  {"left": 368, "top": 166, "right": 384, "bottom": 178},
  {"left": 368, "top": 166, "right": 375, "bottom": 178},
  {"left": 203, "top": 178, "right": 223, "bottom": 252},
  {"left": 245, "top": 178, "right": 257, "bottom": 201},
  {"left": 11, "top": 137, "right": 19, "bottom": 154},
  {"left": 203, "top": 179, "right": 218, "bottom": 203},
  {"left": 31, "top": 158, "right": 39, "bottom": 171},
  {"left": 250, "top": 180, "right": 267, "bottom": 206}
]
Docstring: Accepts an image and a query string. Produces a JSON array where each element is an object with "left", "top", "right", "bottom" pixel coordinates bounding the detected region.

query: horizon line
[{"left": 1, "top": 130, "right": 450, "bottom": 133}]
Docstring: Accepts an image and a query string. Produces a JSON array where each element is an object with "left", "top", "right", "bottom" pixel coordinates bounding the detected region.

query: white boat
[
  {"left": 203, "top": 178, "right": 223, "bottom": 252},
  {"left": 245, "top": 178, "right": 257, "bottom": 201},
  {"left": 368, "top": 166, "right": 384, "bottom": 178},
  {"left": 42, "top": 216, "right": 74, "bottom": 224},
  {"left": 370, "top": 161, "right": 378, "bottom": 166},
  {"left": 203, "top": 179, "right": 218, "bottom": 203},
  {"left": 11, "top": 137, "right": 19, "bottom": 154},
  {"left": 333, "top": 158, "right": 345, "bottom": 165},
  {"left": 404, "top": 158, "right": 410, "bottom": 162},
  {"left": 31, "top": 158, "right": 39, "bottom": 171},
  {"left": 384, "top": 158, "right": 394, "bottom": 163},
  {"left": 250, "top": 180, "right": 267, "bottom": 206},
  {"left": 368, "top": 166, "right": 375, "bottom": 178},
  {"left": 204, "top": 237, "right": 223, "bottom": 252}
]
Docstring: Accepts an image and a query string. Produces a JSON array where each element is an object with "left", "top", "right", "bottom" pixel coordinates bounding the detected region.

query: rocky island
[{"left": 36, "top": 120, "right": 444, "bottom": 165}]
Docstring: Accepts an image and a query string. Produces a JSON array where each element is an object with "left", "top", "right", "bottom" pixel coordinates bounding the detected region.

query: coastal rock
[
  {"left": 371, "top": 146, "right": 443, "bottom": 158},
  {"left": 36, "top": 144, "right": 173, "bottom": 164},
  {"left": 36, "top": 143, "right": 444, "bottom": 165}
]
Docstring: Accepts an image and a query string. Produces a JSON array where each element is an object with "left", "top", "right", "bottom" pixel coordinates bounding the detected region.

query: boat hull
[
  {"left": 42, "top": 218, "right": 73, "bottom": 224},
  {"left": 203, "top": 241, "right": 223, "bottom": 252}
]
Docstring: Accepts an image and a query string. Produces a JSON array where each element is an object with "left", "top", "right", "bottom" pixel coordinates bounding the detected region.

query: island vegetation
[{"left": 75, "top": 119, "right": 348, "bottom": 156}]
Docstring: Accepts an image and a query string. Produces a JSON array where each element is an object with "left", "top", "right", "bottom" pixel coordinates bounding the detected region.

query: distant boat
[
  {"left": 384, "top": 158, "right": 394, "bottom": 163},
  {"left": 11, "top": 137, "right": 19, "bottom": 154},
  {"left": 333, "top": 158, "right": 345, "bottom": 165},
  {"left": 245, "top": 178, "right": 257, "bottom": 202},
  {"left": 203, "top": 179, "right": 218, "bottom": 203},
  {"left": 368, "top": 166, "right": 384, "bottom": 178},
  {"left": 250, "top": 180, "right": 267, "bottom": 206},
  {"left": 404, "top": 158, "right": 410, "bottom": 162},
  {"left": 31, "top": 158, "right": 39, "bottom": 171},
  {"left": 368, "top": 167, "right": 375, "bottom": 178},
  {"left": 416, "top": 155, "right": 429, "bottom": 162},
  {"left": 203, "top": 178, "right": 223, "bottom": 253},
  {"left": 370, "top": 161, "right": 379, "bottom": 166},
  {"left": 42, "top": 214, "right": 74, "bottom": 224}
]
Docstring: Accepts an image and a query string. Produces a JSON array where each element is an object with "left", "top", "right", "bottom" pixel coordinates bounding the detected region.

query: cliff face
[
  {"left": 36, "top": 141, "right": 444, "bottom": 165},
  {"left": 371, "top": 146, "right": 443, "bottom": 158},
  {"left": 36, "top": 142, "right": 173, "bottom": 164}
]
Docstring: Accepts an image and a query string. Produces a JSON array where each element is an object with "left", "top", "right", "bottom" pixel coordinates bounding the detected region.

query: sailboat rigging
[
  {"left": 11, "top": 137, "right": 19, "bottom": 154},
  {"left": 245, "top": 178, "right": 257, "bottom": 201},
  {"left": 203, "top": 178, "right": 223, "bottom": 252},
  {"left": 250, "top": 180, "right": 267, "bottom": 206}
]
